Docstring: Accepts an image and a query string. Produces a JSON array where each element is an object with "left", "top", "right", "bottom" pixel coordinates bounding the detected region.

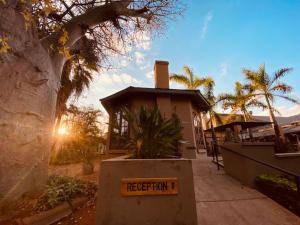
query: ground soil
[
  {"left": 0, "top": 154, "right": 122, "bottom": 225},
  {"left": 53, "top": 200, "right": 96, "bottom": 225}
]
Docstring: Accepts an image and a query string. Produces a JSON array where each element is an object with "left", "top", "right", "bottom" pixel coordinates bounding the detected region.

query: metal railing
[{"left": 219, "top": 144, "right": 300, "bottom": 211}]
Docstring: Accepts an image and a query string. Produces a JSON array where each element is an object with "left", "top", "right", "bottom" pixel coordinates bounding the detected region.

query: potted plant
[{"left": 124, "top": 106, "right": 183, "bottom": 159}]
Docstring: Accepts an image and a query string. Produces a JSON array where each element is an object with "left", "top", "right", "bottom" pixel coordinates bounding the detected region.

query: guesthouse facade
[{"left": 100, "top": 61, "right": 210, "bottom": 158}]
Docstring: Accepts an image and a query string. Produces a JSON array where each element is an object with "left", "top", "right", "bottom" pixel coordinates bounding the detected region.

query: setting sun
[{"left": 57, "top": 126, "right": 69, "bottom": 136}]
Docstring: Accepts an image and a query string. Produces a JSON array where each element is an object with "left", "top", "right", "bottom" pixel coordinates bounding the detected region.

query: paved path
[{"left": 193, "top": 154, "right": 300, "bottom": 225}]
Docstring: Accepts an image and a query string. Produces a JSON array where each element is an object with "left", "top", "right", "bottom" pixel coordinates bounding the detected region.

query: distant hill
[{"left": 253, "top": 113, "right": 300, "bottom": 125}]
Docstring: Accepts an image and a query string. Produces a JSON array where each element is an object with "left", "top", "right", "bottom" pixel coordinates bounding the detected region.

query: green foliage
[
  {"left": 255, "top": 174, "right": 299, "bottom": 216},
  {"left": 170, "top": 65, "right": 211, "bottom": 90},
  {"left": 67, "top": 106, "right": 103, "bottom": 163},
  {"left": 243, "top": 64, "right": 299, "bottom": 119},
  {"left": 50, "top": 144, "right": 83, "bottom": 165},
  {"left": 257, "top": 174, "right": 297, "bottom": 191},
  {"left": 56, "top": 37, "right": 99, "bottom": 118},
  {"left": 219, "top": 82, "right": 267, "bottom": 122},
  {"left": 36, "top": 175, "right": 97, "bottom": 211},
  {"left": 125, "top": 107, "right": 183, "bottom": 159},
  {"left": 51, "top": 105, "right": 105, "bottom": 165}
]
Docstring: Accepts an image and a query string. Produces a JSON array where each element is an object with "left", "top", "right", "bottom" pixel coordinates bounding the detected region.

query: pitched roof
[
  {"left": 204, "top": 121, "right": 272, "bottom": 132},
  {"left": 100, "top": 86, "right": 210, "bottom": 112}
]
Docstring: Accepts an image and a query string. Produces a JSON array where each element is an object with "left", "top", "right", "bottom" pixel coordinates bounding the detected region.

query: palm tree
[
  {"left": 243, "top": 64, "right": 299, "bottom": 151},
  {"left": 219, "top": 82, "right": 267, "bottom": 122},
  {"left": 202, "top": 77, "right": 223, "bottom": 126},
  {"left": 170, "top": 66, "right": 217, "bottom": 150},
  {"left": 54, "top": 37, "right": 99, "bottom": 134},
  {"left": 202, "top": 77, "right": 223, "bottom": 167},
  {"left": 170, "top": 66, "right": 211, "bottom": 89}
]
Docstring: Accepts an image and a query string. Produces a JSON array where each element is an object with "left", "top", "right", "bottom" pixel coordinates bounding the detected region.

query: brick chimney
[{"left": 154, "top": 60, "right": 169, "bottom": 89}]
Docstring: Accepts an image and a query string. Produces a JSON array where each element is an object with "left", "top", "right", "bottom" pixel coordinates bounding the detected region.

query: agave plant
[{"left": 124, "top": 106, "right": 183, "bottom": 159}]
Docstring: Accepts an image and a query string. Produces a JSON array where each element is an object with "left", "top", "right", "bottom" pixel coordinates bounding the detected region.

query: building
[
  {"left": 204, "top": 112, "right": 300, "bottom": 152},
  {"left": 100, "top": 61, "right": 210, "bottom": 158}
]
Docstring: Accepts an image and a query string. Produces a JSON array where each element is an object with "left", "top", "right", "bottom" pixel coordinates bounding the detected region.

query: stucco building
[{"left": 100, "top": 61, "right": 210, "bottom": 158}]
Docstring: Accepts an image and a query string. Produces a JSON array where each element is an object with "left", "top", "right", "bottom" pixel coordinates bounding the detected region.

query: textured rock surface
[{"left": 0, "top": 2, "right": 59, "bottom": 204}]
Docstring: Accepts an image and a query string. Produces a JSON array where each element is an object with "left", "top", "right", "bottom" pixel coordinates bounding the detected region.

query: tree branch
[{"left": 42, "top": 1, "right": 149, "bottom": 50}]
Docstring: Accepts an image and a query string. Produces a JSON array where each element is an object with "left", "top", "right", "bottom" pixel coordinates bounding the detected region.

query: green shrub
[
  {"left": 124, "top": 106, "right": 183, "bottom": 159},
  {"left": 50, "top": 145, "right": 83, "bottom": 165},
  {"left": 255, "top": 174, "right": 299, "bottom": 216},
  {"left": 36, "top": 175, "right": 97, "bottom": 211}
]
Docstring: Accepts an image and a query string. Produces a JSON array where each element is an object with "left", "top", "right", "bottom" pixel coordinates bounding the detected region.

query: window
[{"left": 110, "top": 106, "right": 129, "bottom": 149}]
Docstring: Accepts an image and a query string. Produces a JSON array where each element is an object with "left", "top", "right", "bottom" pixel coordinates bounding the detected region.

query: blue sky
[{"left": 78, "top": 0, "right": 300, "bottom": 116}]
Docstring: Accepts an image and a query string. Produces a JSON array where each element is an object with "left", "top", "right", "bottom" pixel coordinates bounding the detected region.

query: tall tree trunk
[
  {"left": 0, "top": 5, "right": 59, "bottom": 205},
  {"left": 0, "top": 0, "right": 151, "bottom": 206},
  {"left": 242, "top": 110, "right": 253, "bottom": 140},
  {"left": 265, "top": 95, "right": 285, "bottom": 152}
]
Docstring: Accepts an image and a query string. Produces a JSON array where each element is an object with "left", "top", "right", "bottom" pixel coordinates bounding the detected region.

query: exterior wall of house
[
  {"left": 130, "top": 96, "right": 156, "bottom": 112},
  {"left": 106, "top": 96, "right": 202, "bottom": 159},
  {"left": 104, "top": 61, "right": 207, "bottom": 158},
  {"left": 171, "top": 98, "right": 197, "bottom": 158},
  {"left": 157, "top": 96, "right": 172, "bottom": 119}
]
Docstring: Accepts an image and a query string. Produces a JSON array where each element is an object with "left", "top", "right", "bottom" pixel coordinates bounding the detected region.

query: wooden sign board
[{"left": 121, "top": 178, "right": 178, "bottom": 196}]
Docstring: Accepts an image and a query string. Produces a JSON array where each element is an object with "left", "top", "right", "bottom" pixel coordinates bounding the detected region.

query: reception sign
[{"left": 121, "top": 178, "right": 178, "bottom": 196}]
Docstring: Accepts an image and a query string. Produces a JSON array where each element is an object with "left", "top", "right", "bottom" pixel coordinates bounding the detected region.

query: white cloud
[
  {"left": 201, "top": 11, "right": 213, "bottom": 39},
  {"left": 120, "top": 59, "right": 129, "bottom": 67},
  {"left": 75, "top": 72, "right": 141, "bottom": 111},
  {"left": 135, "top": 32, "right": 151, "bottom": 50},
  {"left": 250, "top": 104, "right": 300, "bottom": 117},
  {"left": 146, "top": 71, "right": 153, "bottom": 79},
  {"left": 275, "top": 104, "right": 300, "bottom": 117},
  {"left": 220, "top": 62, "right": 229, "bottom": 77},
  {"left": 100, "top": 73, "right": 140, "bottom": 85},
  {"left": 135, "top": 52, "right": 145, "bottom": 65}
]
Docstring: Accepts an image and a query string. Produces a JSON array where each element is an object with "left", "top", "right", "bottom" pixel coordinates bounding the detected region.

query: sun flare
[{"left": 57, "top": 126, "right": 69, "bottom": 136}]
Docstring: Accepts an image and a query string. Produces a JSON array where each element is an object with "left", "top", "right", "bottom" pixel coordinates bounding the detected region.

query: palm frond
[
  {"left": 202, "top": 77, "right": 215, "bottom": 102},
  {"left": 273, "top": 94, "right": 300, "bottom": 104},
  {"left": 270, "top": 83, "right": 293, "bottom": 94},
  {"left": 271, "top": 67, "right": 293, "bottom": 85},
  {"left": 169, "top": 74, "right": 190, "bottom": 88},
  {"left": 246, "top": 99, "right": 268, "bottom": 110},
  {"left": 182, "top": 65, "right": 194, "bottom": 83},
  {"left": 193, "top": 78, "right": 207, "bottom": 89},
  {"left": 272, "top": 107, "right": 282, "bottom": 116},
  {"left": 243, "top": 69, "right": 258, "bottom": 82}
]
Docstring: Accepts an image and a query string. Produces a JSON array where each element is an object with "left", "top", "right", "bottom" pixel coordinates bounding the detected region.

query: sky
[{"left": 77, "top": 0, "right": 300, "bottom": 117}]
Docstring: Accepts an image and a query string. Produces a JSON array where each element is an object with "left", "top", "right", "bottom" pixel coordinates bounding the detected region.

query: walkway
[{"left": 193, "top": 154, "right": 300, "bottom": 225}]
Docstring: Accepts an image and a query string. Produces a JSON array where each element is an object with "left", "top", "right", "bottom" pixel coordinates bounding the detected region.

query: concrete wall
[
  {"left": 220, "top": 142, "right": 300, "bottom": 187},
  {"left": 96, "top": 158, "right": 198, "bottom": 225}
]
